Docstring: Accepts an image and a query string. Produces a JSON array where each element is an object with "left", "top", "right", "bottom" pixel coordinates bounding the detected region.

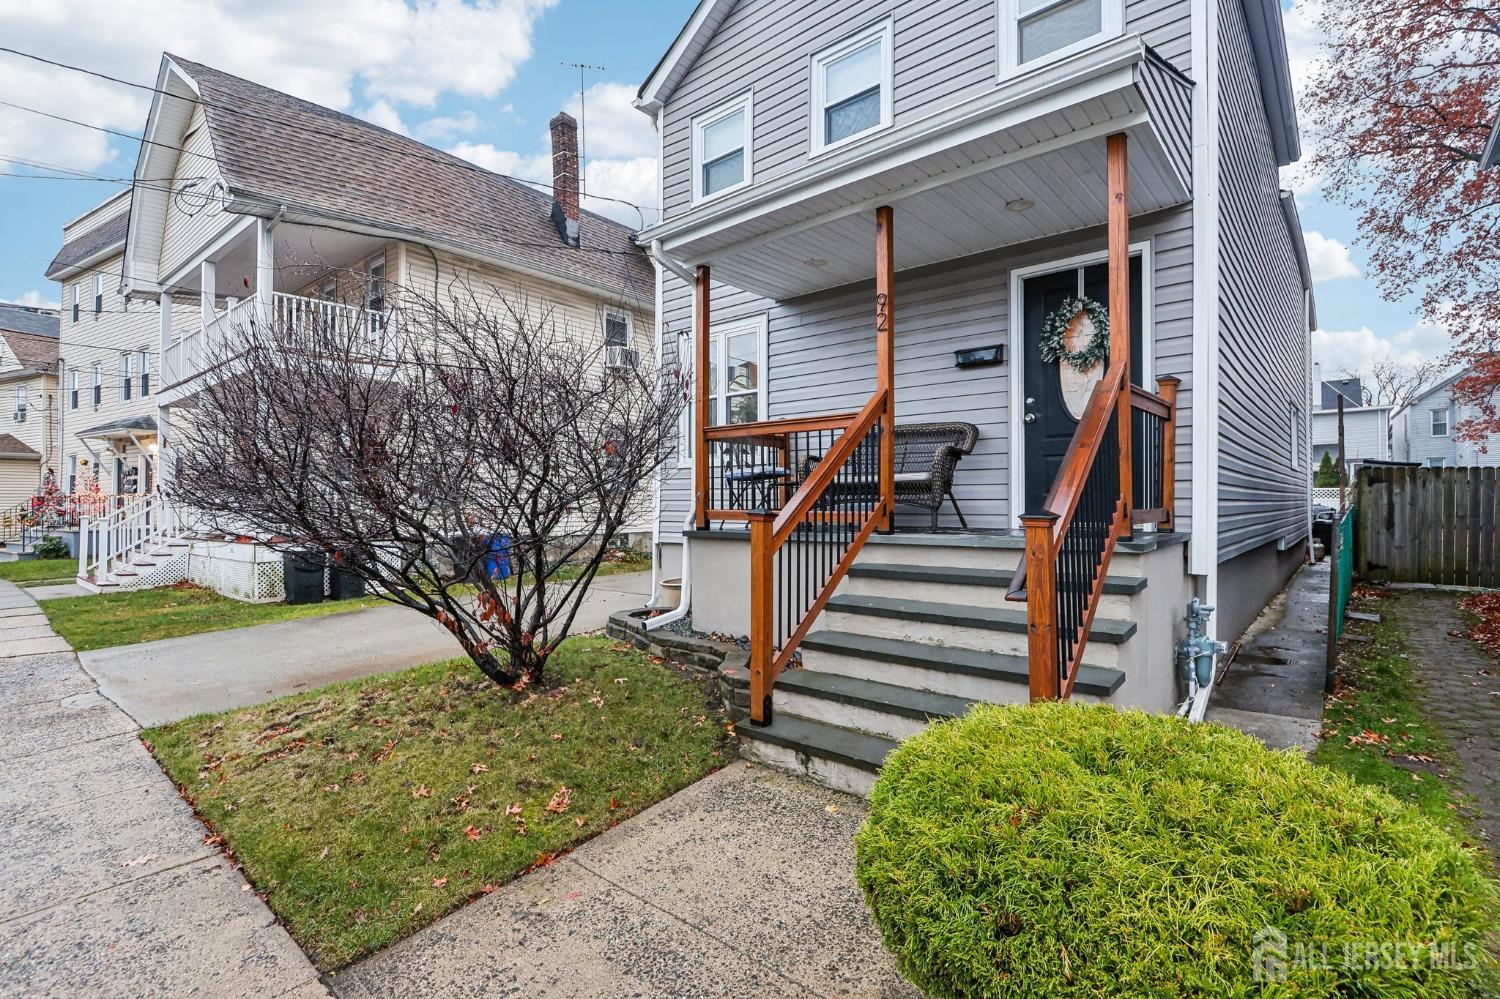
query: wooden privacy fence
[{"left": 1354, "top": 465, "right": 1500, "bottom": 587}]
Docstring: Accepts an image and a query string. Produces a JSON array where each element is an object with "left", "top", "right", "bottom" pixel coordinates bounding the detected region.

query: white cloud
[
  {"left": 416, "top": 110, "right": 481, "bottom": 143},
  {"left": 0, "top": 0, "right": 555, "bottom": 172},
  {"left": 1313, "top": 320, "right": 1453, "bottom": 382},
  {"left": 565, "top": 82, "right": 657, "bottom": 161},
  {"left": 1303, "top": 230, "right": 1359, "bottom": 281},
  {"left": 449, "top": 143, "right": 551, "bottom": 182},
  {"left": 359, "top": 100, "right": 408, "bottom": 136},
  {"left": 584, "top": 157, "right": 659, "bottom": 227},
  {"left": 4, "top": 290, "right": 61, "bottom": 310}
]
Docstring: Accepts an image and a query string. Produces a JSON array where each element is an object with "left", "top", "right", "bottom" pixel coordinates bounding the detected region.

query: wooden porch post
[
  {"left": 875, "top": 206, "right": 895, "bottom": 532},
  {"left": 693, "top": 264, "right": 711, "bottom": 530},
  {"left": 1107, "top": 133, "right": 1132, "bottom": 528},
  {"left": 747, "top": 511, "right": 775, "bottom": 725},
  {"left": 1157, "top": 375, "right": 1181, "bottom": 530},
  {"left": 1021, "top": 511, "right": 1060, "bottom": 700}
]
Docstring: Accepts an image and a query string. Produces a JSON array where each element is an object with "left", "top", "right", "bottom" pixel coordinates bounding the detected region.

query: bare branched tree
[
  {"left": 1341, "top": 356, "right": 1448, "bottom": 410},
  {"left": 167, "top": 273, "right": 681, "bottom": 688}
]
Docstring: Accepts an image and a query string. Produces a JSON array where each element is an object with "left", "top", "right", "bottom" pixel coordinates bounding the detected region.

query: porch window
[
  {"left": 91, "top": 362, "right": 101, "bottom": 407},
  {"left": 999, "top": 0, "right": 1122, "bottom": 76},
  {"left": 811, "top": 20, "right": 893, "bottom": 154},
  {"left": 120, "top": 353, "right": 132, "bottom": 402},
  {"left": 69, "top": 368, "right": 78, "bottom": 410},
  {"left": 692, "top": 93, "right": 752, "bottom": 202},
  {"left": 138, "top": 349, "right": 150, "bottom": 397},
  {"left": 1430, "top": 407, "right": 1449, "bottom": 437}
]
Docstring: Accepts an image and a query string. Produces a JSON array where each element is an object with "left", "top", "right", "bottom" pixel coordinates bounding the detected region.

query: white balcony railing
[{"left": 162, "top": 292, "right": 390, "bottom": 390}]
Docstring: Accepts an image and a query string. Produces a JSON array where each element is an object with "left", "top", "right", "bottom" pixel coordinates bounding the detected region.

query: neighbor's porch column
[
  {"left": 255, "top": 218, "right": 275, "bottom": 315},
  {"left": 1107, "top": 133, "right": 1132, "bottom": 528},
  {"left": 199, "top": 259, "right": 216, "bottom": 327},
  {"left": 693, "top": 264, "right": 710, "bottom": 530},
  {"left": 875, "top": 205, "right": 895, "bottom": 532}
]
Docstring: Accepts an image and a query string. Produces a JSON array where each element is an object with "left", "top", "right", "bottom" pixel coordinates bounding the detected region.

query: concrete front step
[
  {"left": 819, "top": 592, "right": 1134, "bottom": 668},
  {"left": 736, "top": 713, "right": 896, "bottom": 797},
  {"left": 775, "top": 668, "right": 976, "bottom": 741},
  {"left": 799, "top": 629, "right": 1125, "bottom": 702},
  {"left": 842, "top": 562, "right": 1144, "bottom": 616}
]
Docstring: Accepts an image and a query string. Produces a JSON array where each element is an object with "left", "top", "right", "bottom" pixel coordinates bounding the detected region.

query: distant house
[
  {"left": 0, "top": 303, "right": 60, "bottom": 511},
  {"left": 1391, "top": 366, "right": 1500, "bottom": 467},
  {"left": 1309, "top": 374, "right": 1392, "bottom": 474}
]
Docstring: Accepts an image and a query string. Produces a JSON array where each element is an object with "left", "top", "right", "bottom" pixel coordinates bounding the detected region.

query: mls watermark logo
[{"left": 1251, "top": 927, "right": 1289, "bottom": 983}]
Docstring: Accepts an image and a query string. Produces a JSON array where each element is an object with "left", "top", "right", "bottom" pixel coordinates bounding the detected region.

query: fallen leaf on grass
[
  {"left": 574, "top": 816, "right": 586, "bottom": 827},
  {"left": 464, "top": 825, "right": 483, "bottom": 841},
  {"left": 431, "top": 876, "right": 448, "bottom": 888},
  {"left": 1347, "top": 729, "right": 1390, "bottom": 748},
  {"left": 506, "top": 802, "right": 523, "bottom": 817},
  {"left": 470, "top": 763, "right": 489, "bottom": 775},
  {"left": 412, "top": 784, "right": 431, "bottom": 799},
  {"left": 546, "top": 787, "right": 572, "bottom": 813}
]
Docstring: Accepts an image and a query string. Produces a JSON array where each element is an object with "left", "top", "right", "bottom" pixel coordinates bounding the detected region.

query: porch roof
[
  {"left": 74, "top": 414, "right": 159, "bottom": 441},
  {"left": 0, "top": 434, "right": 39, "bottom": 461},
  {"left": 642, "top": 37, "right": 1193, "bottom": 301}
]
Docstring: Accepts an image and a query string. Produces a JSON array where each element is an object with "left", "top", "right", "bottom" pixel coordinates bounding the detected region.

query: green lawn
[
  {"left": 145, "top": 638, "right": 731, "bottom": 968},
  {"left": 0, "top": 558, "right": 78, "bottom": 585},
  {"left": 1314, "top": 595, "right": 1465, "bottom": 832},
  {"left": 42, "top": 584, "right": 380, "bottom": 651}
]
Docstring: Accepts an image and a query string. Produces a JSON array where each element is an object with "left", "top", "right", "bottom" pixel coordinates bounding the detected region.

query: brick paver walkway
[{"left": 1390, "top": 591, "right": 1500, "bottom": 861}]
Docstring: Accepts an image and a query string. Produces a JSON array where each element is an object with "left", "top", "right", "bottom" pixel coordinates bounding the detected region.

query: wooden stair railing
[
  {"left": 1009, "top": 371, "right": 1178, "bottom": 700},
  {"left": 743, "top": 389, "right": 890, "bottom": 724}
]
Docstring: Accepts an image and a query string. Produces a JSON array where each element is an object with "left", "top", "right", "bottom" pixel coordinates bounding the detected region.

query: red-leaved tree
[{"left": 1302, "top": 0, "right": 1499, "bottom": 437}]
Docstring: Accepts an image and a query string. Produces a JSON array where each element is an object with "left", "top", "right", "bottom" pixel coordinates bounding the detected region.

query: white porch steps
[
  {"left": 75, "top": 496, "right": 192, "bottom": 594},
  {"left": 734, "top": 530, "right": 1189, "bottom": 796}
]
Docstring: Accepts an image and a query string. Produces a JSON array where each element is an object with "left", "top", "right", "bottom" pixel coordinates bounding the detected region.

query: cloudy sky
[{"left": 0, "top": 0, "right": 1447, "bottom": 383}]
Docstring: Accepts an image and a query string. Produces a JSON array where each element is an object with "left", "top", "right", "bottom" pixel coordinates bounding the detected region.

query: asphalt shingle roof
[
  {"left": 0, "top": 434, "right": 40, "bottom": 460},
  {"left": 0, "top": 303, "right": 60, "bottom": 339},
  {"left": 0, "top": 327, "right": 60, "bottom": 376},
  {"left": 44, "top": 211, "right": 129, "bottom": 279},
  {"left": 168, "top": 56, "right": 654, "bottom": 306}
]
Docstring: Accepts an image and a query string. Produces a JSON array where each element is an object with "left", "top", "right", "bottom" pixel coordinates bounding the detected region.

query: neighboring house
[
  {"left": 0, "top": 303, "right": 60, "bottom": 510},
  {"left": 1309, "top": 376, "right": 1392, "bottom": 473},
  {"left": 1391, "top": 366, "right": 1500, "bottom": 467},
  {"left": 46, "top": 190, "right": 167, "bottom": 498},
  {"left": 632, "top": 0, "right": 1313, "bottom": 789},
  {"left": 70, "top": 54, "right": 654, "bottom": 597}
]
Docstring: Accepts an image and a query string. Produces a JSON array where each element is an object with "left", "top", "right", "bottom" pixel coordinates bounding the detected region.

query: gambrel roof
[
  {"left": 45, "top": 210, "right": 129, "bottom": 281},
  {"left": 126, "top": 55, "right": 652, "bottom": 303}
]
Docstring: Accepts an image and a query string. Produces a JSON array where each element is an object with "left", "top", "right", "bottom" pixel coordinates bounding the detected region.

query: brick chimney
[{"left": 549, "top": 111, "right": 580, "bottom": 247}]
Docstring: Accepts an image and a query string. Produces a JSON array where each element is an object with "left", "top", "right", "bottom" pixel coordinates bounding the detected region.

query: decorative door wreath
[{"left": 1039, "top": 296, "right": 1110, "bottom": 373}]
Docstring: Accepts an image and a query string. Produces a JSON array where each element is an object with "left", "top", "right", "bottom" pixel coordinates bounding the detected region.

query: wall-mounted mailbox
[{"left": 953, "top": 344, "right": 1005, "bottom": 369}]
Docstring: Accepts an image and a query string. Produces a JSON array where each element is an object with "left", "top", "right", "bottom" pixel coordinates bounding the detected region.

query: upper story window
[
  {"left": 91, "top": 362, "right": 101, "bottom": 407},
  {"left": 999, "top": 0, "right": 1122, "bottom": 77},
  {"left": 93, "top": 274, "right": 103, "bottom": 315},
  {"left": 69, "top": 368, "right": 79, "bottom": 410},
  {"left": 138, "top": 349, "right": 151, "bottom": 397},
  {"left": 604, "top": 309, "right": 631, "bottom": 347},
  {"left": 14, "top": 385, "right": 26, "bottom": 422},
  {"left": 811, "top": 20, "right": 893, "bottom": 155},
  {"left": 1430, "top": 407, "right": 1449, "bottom": 437},
  {"left": 120, "top": 352, "right": 133, "bottom": 401},
  {"left": 71, "top": 285, "right": 79, "bottom": 323},
  {"left": 692, "top": 92, "right": 752, "bottom": 203}
]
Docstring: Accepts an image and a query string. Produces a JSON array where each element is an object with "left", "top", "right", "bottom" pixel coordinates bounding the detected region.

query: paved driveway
[
  {"left": 0, "top": 580, "right": 324, "bottom": 997},
  {"left": 80, "top": 570, "right": 653, "bottom": 727}
]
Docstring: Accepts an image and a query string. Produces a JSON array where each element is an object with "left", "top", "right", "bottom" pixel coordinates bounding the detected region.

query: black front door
[{"left": 1021, "top": 257, "right": 1143, "bottom": 513}]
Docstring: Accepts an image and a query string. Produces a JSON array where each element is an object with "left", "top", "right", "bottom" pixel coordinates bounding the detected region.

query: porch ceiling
[
  {"left": 169, "top": 221, "right": 387, "bottom": 297},
  {"left": 648, "top": 37, "right": 1192, "bottom": 301}
]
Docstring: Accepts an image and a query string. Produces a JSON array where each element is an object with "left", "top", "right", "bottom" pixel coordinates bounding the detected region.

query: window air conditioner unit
[
  {"left": 605, "top": 345, "right": 640, "bottom": 370},
  {"left": 12, "top": 410, "right": 24, "bottom": 423}
]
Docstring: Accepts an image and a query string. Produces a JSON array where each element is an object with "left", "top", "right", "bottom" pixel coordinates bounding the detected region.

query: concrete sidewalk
[
  {"left": 332, "top": 763, "right": 918, "bottom": 998},
  {"left": 0, "top": 579, "right": 325, "bottom": 998},
  {"left": 1208, "top": 561, "right": 1329, "bottom": 751},
  {"left": 80, "top": 570, "right": 653, "bottom": 727}
]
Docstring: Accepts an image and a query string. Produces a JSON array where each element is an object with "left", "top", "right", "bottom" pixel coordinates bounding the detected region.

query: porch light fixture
[
  {"left": 1005, "top": 198, "right": 1034, "bottom": 212},
  {"left": 804, "top": 258, "right": 828, "bottom": 268}
]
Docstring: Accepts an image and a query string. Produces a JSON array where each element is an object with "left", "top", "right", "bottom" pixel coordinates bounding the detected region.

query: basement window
[
  {"left": 692, "top": 92, "right": 752, "bottom": 203},
  {"left": 811, "top": 20, "right": 893, "bottom": 155}
]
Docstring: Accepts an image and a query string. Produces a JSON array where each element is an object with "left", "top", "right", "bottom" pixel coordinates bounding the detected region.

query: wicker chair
[{"left": 892, "top": 422, "right": 979, "bottom": 530}]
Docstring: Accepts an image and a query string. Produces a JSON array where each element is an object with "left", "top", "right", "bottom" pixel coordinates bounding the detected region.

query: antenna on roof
[{"left": 563, "top": 62, "right": 604, "bottom": 203}]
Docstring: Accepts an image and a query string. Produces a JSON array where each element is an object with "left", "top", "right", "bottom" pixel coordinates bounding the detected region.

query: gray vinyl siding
[
  {"left": 659, "top": 0, "right": 1195, "bottom": 222},
  {"left": 657, "top": 208, "right": 1196, "bottom": 541},
  {"left": 1215, "top": 0, "right": 1309, "bottom": 559}
]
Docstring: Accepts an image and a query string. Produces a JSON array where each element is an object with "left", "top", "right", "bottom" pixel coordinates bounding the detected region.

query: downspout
[{"left": 643, "top": 237, "right": 697, "bottom": 630}]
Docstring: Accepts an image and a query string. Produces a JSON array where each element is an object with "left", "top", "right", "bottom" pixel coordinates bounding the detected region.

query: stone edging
[{"left": 606, "top": 609, "right": 750, "bottom": 720}]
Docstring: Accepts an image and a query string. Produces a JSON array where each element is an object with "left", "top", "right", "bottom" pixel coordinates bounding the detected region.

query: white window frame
[
  {"left": 997, "top": 0, "right": 1123, "bottom": 80},
  {"left": 690, "top": 91, "right": 753, "bottom": 205},
  {"left": 138, "top": 349, "right": 151, "bottom": 396},
  {"left": 67, "top": 454, "right": 77, "bottom": 494},
  {"left": 1289, "top": 403, "right": 1302, "bottom": 469},
  {"left": 93, "top": 273, "right": 103, "bottom": 315},
  {"left": 810, "top": 19, "right": 894, "bottom": 157},
  {"left": 603, "top": 308, "right": 633, "bottom": 347},
  {"left": 678, "top": 314, "right": 770, "bottom": 467},
  {"left": 1430, "top": 407, "right": 1449, "bottom": 437},
  {"left": 15, "top": 384, "right": 26, "bottom": 418},
  {"left": 69, "top": 367, "right": 79, "bottom": 410},
  {"left": 71, "top": 284, "right": 79, "bottom": 323},
  {"left": 91, "top": 362, "right": 101, "bottom": 407},
  {"left": 120, "top": 352, "right": 133, "bottom": 401}
]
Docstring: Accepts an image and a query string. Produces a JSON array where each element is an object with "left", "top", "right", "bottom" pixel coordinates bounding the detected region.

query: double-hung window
[
  {"left": 811, "top": 21, "right": 893, "bottom": 154},
  {"left": 93, "top": 274, "right": 103, "bottom": 315},
  {"left": 604, "top": 310, "right": 631, "bottom": 349},
  {"left": 692, "top": 92, "right": 752, "bottom": 203},
  {"left": 1430, "top": 407, "right": 1449, "bottom": 437},
  {"left": 14, "top": 385, "right": 26, "bottom": 422},
  {"left": 71, "top": 285, "right": 79, "bottom": 323},
  {"left": 91, "top": 362, "right": 101, "bottom": 407},
  {"left": 120, "top": 353, "right": 133, "bottom": 401},
  {"left": 999, "top": 0, "right": 1122, "bottom": 76},
  {"left": 138, "top": 349, "right": 150, "bottom": 397},
  {"left": 69, "top": 368, "right": 79, "bottom": 410}
]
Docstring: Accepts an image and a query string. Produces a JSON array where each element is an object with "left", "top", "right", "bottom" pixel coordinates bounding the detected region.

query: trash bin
[
  {"left": 482, "top": 533, "right": 512, "bottom": 582},
  {"left": 328, "top": 558, "right": 366, "bottom": 600},
  {"left": 283, "top": 551, "right": 326, "bottom": 605}
]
